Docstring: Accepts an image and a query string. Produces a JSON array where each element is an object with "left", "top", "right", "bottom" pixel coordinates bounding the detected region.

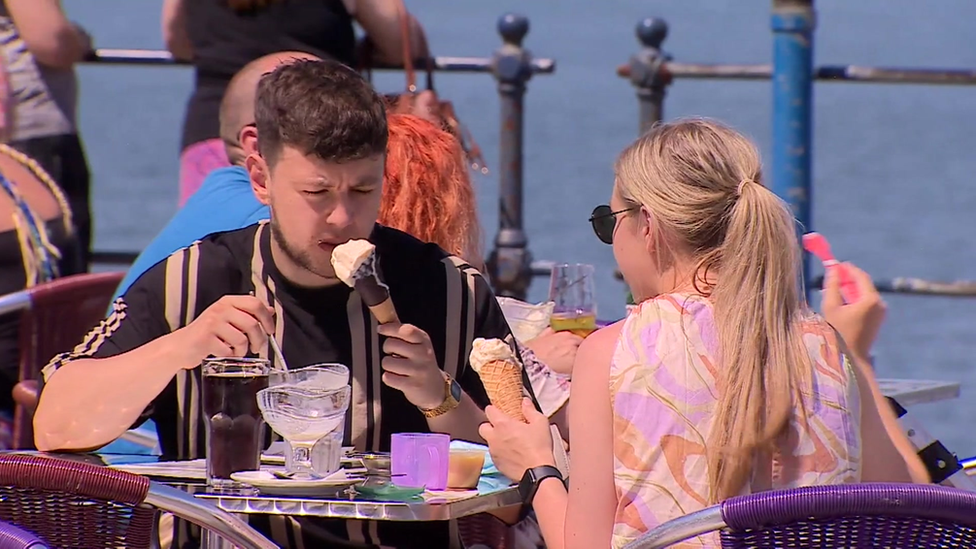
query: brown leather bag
[{"left": 360, "top": 1, "right": 488, "bottom": 174}]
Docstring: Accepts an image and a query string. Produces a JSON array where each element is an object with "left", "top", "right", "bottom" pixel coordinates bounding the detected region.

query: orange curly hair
[{"left": 380, "top": 113, "right": 483, "bottom": 265}]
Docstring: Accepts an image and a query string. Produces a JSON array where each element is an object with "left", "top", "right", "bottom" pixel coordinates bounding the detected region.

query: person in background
[
  {"left": 479, "top": 118, "right": 929, "bottom": 549},
  {"left": 0, "top": 0, "right": 93, "bottom": 270},
  {"left": 162, "top": 0, "right": 431, "bottom": 205},
  {"left": 110, "top": 50, "right": 318, "bottom": 303},
  {"left": 381, "top": 113, "right": 483, "bottom": 270},
  {"left": 0, "top": 143, "right": 80, "bottom": 448}
]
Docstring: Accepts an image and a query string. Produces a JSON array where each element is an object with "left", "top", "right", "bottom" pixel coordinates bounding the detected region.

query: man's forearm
[
  {"left": 425, "top": 391, "right": 486, "bottom": 443},
  {"left": 34, "top": 333, "right": 190, "bottom": 451}
]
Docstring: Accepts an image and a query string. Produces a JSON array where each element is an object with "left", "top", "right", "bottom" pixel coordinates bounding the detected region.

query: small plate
[{"left": 230, "top": 469, "right": 359, "bottom": 497}]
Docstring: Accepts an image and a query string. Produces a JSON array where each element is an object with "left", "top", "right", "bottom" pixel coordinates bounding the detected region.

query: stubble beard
[{"left": 270, "top": 217, "right": 334, "bottom": 281}]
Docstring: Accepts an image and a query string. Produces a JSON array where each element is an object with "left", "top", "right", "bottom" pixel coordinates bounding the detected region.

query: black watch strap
[{"left": 518, "top": 465, "right": 563, "bottom": 506}]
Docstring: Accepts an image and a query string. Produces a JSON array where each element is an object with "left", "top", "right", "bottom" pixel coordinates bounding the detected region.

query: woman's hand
[
  {"left": 525, "top": 328, "right": 584, "bottom": 376},
  {"left": 479, "top": 399, "right": 555, "bottom": 481},
  {"left": 821, "top": 263, "right": 886, "bottom": 361}
]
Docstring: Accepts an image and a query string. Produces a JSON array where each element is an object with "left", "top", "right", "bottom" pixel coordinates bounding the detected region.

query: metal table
[
  {"left": 198, "top": 485, "right": 520, "bottom": 522},
  {"left": 195, "top": 482, "right": 518, "bottom": 548},
  {"left": 877, "top": 378, "right": 961, "bottom": 406},
  {"left": 106, "top": 457, "right": 519, "bottom": 521}
]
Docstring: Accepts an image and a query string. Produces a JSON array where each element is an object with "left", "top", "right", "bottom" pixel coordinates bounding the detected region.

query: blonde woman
[{"left": 480, "top": 118, "right": 927, "bottom": 549}]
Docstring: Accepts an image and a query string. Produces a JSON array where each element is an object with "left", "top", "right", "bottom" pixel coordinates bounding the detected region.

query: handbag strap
[
  {"left": 393, "top": 0, "right": 438, "bottom": 93},
  {"left": 394, "top": 0, "right": 417, "bottom": 92}
]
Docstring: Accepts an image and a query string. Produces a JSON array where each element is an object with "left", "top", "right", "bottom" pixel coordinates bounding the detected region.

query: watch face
[{"left": 449, "top": 377, "right": 462, "bottom": 402}]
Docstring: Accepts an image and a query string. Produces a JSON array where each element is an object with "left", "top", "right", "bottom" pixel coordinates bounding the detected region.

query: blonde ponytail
[
  {"left": 707, "top": 179, "right": 811, "bottom": 502},
  {"left": 614, "top": 118, "right": 812, "bottom": 503}
]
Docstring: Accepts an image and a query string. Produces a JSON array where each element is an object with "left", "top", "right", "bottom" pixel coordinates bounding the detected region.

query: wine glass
[{"left": 547, "top": 263, "right": 597, "bottom": 337}]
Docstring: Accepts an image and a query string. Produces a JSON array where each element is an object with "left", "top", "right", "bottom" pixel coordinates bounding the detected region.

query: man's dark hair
[{"left": 255, "top": 58, "right": 388, "bottom": 165}]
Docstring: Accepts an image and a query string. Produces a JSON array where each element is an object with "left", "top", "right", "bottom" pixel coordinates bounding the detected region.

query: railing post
[
  {"left": 628, "top": 18, "right": 672, "bottom": 134},
  {"left": 771, "top": 0, "right": 816, "bottom": 298},
  {"left": 619, "top": 17, "right": 671, "bottom": 307},
  {"left": 487, "top": 13, "right": 534, "bottom": 300}
]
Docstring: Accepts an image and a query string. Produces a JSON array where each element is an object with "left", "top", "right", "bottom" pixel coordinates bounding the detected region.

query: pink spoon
[{"left": 802, "top": 232, "right": 860, "bottom": 304}]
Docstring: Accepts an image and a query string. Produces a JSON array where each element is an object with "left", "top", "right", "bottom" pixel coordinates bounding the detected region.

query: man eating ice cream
[{"left": 32, "top": 59, "right": 537, "bottom": 549}]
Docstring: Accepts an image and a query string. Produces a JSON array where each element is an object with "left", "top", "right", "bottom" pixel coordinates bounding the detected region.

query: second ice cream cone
[{"left": 479, "top": 359, "right": 526, "bottom": 422}]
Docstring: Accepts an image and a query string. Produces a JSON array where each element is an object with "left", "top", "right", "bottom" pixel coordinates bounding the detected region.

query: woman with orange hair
[{"left": 379, "top": 113, "right": 483, "bottom": 268}]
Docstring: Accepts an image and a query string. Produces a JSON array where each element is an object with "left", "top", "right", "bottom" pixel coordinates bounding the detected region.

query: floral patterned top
[{"left": 610, "top": 294, "right": 861, "bottom": 548}]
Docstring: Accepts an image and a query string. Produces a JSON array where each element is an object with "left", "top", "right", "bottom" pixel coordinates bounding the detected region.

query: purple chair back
[
  {"left": 0, "top": 521, "right": 47, "bottom": 549},
  {"left": 719, "top": 483, "right": 976, "bottom": 548}
]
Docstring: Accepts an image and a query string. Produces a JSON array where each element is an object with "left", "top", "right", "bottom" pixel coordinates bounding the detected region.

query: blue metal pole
[{"left": 771, "top": 0, "right": 815, "bottom": 298}]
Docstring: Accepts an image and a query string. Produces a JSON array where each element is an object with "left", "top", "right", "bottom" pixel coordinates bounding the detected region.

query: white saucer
[{"left": 230, "top": 469, "right": 359, "bottom": 497}]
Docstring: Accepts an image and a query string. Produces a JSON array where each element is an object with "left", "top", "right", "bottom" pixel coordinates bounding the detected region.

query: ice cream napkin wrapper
[{"left": 496, "top": 297, "right": 554, "bottom": 343}]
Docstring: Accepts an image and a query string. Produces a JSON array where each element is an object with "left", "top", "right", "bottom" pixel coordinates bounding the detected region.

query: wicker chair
[
  {"left": 0, "top": 453, "right": 275, "bottom": 549},
  {"left": 458, "top": 513, "right": 515, "bottom": 549},
  {"left": 623, "top": 483, "right": 976, "bottom": 549},
  {"left": 0, "top": 520, "right": 47, "bottom": 549},
  {"left": 0, "top": 271, "right": 125, "bottom": 448}
]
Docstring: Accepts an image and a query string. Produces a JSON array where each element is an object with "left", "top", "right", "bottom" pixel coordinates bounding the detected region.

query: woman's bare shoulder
[{"left": 575, "top": 319, "right": 625, "bottom": 372}]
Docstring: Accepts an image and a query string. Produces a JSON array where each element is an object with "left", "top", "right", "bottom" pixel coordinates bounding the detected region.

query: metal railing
[
  {"left": 617, "top": 1, "right": 976, "bottom": 299},
  {"left": 82, "top": 5, "right": 976, "bottom": 300},
  {"left": 83, "top": 13, "right": 556, "bottom": 301}
]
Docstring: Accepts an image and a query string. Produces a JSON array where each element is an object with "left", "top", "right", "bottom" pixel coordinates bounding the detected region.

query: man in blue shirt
[{"left": 111, "top": 51, "right": 319, "bottom": 301}]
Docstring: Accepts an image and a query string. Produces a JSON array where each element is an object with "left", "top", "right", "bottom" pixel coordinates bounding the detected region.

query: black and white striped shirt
[{"left": 43, "top": 221, "right": 532, "bottom": 549}]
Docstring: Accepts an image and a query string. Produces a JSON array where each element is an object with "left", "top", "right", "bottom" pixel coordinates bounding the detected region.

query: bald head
[{"left": 219, "top": 51, "right": 321, "bottom": 165}]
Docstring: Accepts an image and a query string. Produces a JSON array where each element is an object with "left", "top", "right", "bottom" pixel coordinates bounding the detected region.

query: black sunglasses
[{"left": 589, "top": 205, "right": 636, "bottom": 245}]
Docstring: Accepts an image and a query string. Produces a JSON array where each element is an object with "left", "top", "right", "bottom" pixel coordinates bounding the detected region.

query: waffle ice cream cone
[{"left": 470, "top": 338, "right": 526, "bottom": 423}]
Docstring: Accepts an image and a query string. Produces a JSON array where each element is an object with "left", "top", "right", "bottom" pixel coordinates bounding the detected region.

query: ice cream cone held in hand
[
  {"left": 470, "top": 337, "right": 527, "bottom": 423},
  {"left": 331, "top": 240, "right": 399, "bottom": 324}
]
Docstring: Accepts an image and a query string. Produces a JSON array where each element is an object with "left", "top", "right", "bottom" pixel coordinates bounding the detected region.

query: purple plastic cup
[{"left": 391, "top": 433, "right": 450, "bottom": 490}]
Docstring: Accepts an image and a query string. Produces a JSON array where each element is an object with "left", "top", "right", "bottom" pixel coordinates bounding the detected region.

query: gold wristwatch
[{"left": 419, "top": 373, "right": 462, "bottom": 418}]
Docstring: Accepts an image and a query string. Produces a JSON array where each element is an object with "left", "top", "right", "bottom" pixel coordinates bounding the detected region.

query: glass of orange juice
[{"left": 548, "top": 263, "right": 597, "bottom": 337}]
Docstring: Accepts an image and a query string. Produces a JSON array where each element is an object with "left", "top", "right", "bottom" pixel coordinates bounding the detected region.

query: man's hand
[
  {"left": 524, "top": 328, "right": 584, "bottom": 376},
  {"left": 174, "top": 295, "right": 276, "bottom": 367},
  {"left": 821, "top": 263, "right": 886, "bottom": 361},
  {"left": 377, "top": 323, "right": 445, "bottom": 409}
]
